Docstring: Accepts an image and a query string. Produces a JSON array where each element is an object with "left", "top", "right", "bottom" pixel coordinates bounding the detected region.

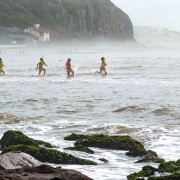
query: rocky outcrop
[
  {"left": 0, "top": 0, "right": 134, "bottom": 40},
  {"left": 42, "top": 0, "right": 134, "bottom": 40},
  {"left": 0, "top": 164, "right": 93, "bottom": 180},
  {"left": 65, "top": 133, "right": 147, "bottom": 157},
  {"left": 64, "top": 133, "right": 164, "bottom": 163}
]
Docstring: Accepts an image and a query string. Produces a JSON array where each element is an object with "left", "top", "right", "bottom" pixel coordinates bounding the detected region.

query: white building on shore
[
  {"left": 134, "top": 26, "right": 180, "bottom": 48},
  {"left": 24, "top": 24, "right": 50, "bottom": 44}
]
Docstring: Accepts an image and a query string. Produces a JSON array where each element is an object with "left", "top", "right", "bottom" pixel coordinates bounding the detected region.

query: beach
[{"left": 0, "top": 46, "right": 180, "bottom": 180}]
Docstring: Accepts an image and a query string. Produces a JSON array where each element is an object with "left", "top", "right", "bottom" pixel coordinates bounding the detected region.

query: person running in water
[
  {"left": 0, "top": 58, "right": 5, "bottom": 74},
  {"left": 36, "top": 58, "right": 48, "bottom": 76},
  {"left": 96, "top": 57, "right": 107, "bottom": 75},
  {"left": 100, "top": 57, "right": 107, "bottom": 75},
  {"left": 65, "top": 58, "right": 74, "bottom": 76}
]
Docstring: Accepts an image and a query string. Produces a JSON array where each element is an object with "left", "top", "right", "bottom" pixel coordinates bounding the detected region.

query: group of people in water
[{"left": 0, "top": 57, "right": 107, "bottom": 76}]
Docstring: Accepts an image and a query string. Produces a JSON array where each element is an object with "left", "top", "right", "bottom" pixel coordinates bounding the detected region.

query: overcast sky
[{"left": 111, "top": 0, "right": 180, "bottom": 32}]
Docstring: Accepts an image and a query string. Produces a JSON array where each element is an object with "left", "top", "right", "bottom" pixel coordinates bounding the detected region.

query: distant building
[
  {"left": 0, "top": 27, "right": 25, "bottom": 45},
  {"left": 24, "top": 24, "right": 50, "bottom": 43},
  {"left": 134, "top": 26, "right": 180, "bottom": 47},
  {"left": 25, "top": 32, "right": 39, "bottom": 45}
]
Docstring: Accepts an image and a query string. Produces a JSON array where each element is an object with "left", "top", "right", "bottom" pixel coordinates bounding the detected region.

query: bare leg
[
  {"left": 104, "top": 68, "right": 107, "bottom": 75},
  {"left": 67, "top": 69, "right": 70, "bottom": 76},
  {"left": 0, "top": 69, "right": 5, "bottom": 74},
  {"left": 100, "top": 67, "right": 102, "bottom": 74},
  {"left": 38, "top": 68, "right": 42, "bottom": 75},
  {"left": 43, "top": 68, "right": 46, "bottom": 75},
  {"left": 71, "top": 69, "right": 74, "bottom": 76}
]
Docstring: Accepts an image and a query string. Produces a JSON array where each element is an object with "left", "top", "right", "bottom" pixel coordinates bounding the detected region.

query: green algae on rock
[
  {"left": 159, "top": 160, "right": 180, "bottom": 173},
  {"left": 0, "top": 130, "right": 38, "bottom": 150},
  {"left": 0, "top": 130, "right": 53, "bottom": 150},
  {"left": 127, "top": 165, "right": 158, "bottom": 180},
  {"left": 135, "top": 150, "right": 165, "bottom": 164},
  {"left": 73, "top": 134, "right": 147, "bottom": 157},
  {"left": 99, "top": 158, "right": 109, "bottom": 163},
  {"left": 65, "top": 145, "right": 94, "bottom": 154},
  {"left": 148, "top": 171, "right": 180, "bottom": 180},
  {"left": 127, "top": 159, "right": 180, "bottom": 180},
  {"left": 35, "top": 140, "right": 53, "bottom": 148},
  {"left": 64, "top": 133, "right": 89, "bottom": 141},
  {"left": 1, "top": 144, "right": 97, "bottom": 165}
]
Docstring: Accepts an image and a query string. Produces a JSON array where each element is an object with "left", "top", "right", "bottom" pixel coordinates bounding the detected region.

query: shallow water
[{"left": 0, "top": 47, "right": 180, "bottom": 179}]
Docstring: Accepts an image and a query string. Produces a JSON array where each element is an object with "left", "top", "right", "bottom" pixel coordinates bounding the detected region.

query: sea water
[{"left": 0, "top": 46, "right": 180, "bottom": 180}]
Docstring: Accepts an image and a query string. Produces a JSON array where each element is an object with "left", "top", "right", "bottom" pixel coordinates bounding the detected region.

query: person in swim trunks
[
  {"left": 0, "top": 58, "right": 5, "bottom": 74},
  {"left": 36, "top": 58, "right": 48, "bottom": 75},
  {"left": 65, "top": 58, "right": 74, "bottom": 76}
]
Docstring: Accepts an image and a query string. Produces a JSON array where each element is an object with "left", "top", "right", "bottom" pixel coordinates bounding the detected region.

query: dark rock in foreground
[
  {"left": 0, "top": 164, "right": 93, "bottom": 180},
  {"left": 0, "top": 152, "right": 42, "bottom": 170}
]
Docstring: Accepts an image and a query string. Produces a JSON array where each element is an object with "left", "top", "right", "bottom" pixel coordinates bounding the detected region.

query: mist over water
[{"left": 0, "top": 43, "right": 180, "bottom": 180}]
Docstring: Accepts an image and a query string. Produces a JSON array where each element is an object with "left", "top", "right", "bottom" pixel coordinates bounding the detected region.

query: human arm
[{"left": 44, "top": 61, "right": 48, "bottom": 66}]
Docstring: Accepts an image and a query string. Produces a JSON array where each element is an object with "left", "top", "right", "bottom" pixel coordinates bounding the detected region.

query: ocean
[{"left": 0, "top": 46, "right": 180, "bottom": 180}]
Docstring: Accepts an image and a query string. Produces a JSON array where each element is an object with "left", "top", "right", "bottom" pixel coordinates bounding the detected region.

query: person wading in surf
[
  {"left": 36, "top": 58, "right": 48, "bottom": 76},
  {"left": 95, "top": 57, "right": 107, "bottom": 75},
  {"left": 0, "top": 58, "right": 5, "bottom": 74},
  {"left": 65, "top": 58, "right": 74, "bottom": 76}
]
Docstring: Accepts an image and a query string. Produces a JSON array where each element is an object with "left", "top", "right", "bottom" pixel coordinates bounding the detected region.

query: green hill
[{"left": 0, "top": 0, "right": 134, "bottom": 40}]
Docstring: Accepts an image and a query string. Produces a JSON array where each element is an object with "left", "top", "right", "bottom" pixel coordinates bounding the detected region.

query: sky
[{"left": 111, "top": 0, "right": 180, "bottom": 32}]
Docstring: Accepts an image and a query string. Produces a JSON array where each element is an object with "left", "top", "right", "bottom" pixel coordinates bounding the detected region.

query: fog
[{"left": 111, "top": 0, "right": 180, "bottom": 32}]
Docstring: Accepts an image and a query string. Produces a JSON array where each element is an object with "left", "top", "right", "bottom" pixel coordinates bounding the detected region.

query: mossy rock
[
  {"left": 74, "top": 134, "right": 147, "bottom": 157},
  {"left": 64, "top": 133, "right": 89, "bottom": 141},
  {"left": 148, "top": 171, "right": 180, "bottom": 180},
  {"left": 159, "top": 160, "right": 180, "bottom": 173},
  {"left": 0, "top": 130, "right": 38, "bottom": 150},
  {"left": 1, "top": 144, "right": 97, "bottom": 165},
  {"left": 135, "top": 150, "right": 165, "bottom": 164},
  {"left": 127, "top": 159, "right": 180, "bottom": 180},
  {"left": 127, "top": 165, "right": 157, "bottom": 180},
  {"left": 35, "top": 140, "right": 53, "bottom": 148},
  {"left": 99, "top": 158, "right": 109, "bottom": 163},
  {"left": 64, "top": 145, "right": 94, "bottom": 154},
  {"left": 0, "top": 130, "right": 53, "bottom": 150}
]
